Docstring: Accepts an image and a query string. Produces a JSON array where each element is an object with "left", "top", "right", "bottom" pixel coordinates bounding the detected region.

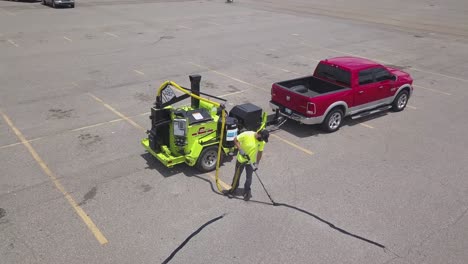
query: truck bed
[{"left": 275, "top": 75, "right": 348, "bottom": 97}]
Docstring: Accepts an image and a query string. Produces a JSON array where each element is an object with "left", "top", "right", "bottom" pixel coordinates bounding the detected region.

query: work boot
[
  {"left": 222, "top": 189, "right": 233, "bottom": 196},
  {"left": 243, "top": 190, "right": 252, "bottom": 201}
]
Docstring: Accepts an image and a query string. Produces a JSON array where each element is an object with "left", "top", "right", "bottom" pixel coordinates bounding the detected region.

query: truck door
[
  {"left": 355, "top": 68, "right": 378, "bottom": 107},
  {"left": 373, "top": 67, "right": 394, "bottom": 101}
]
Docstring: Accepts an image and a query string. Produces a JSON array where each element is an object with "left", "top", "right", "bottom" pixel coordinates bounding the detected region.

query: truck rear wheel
[
  {"left": 321, "top": 108, "right": 344, "bottom": 133},
  {"left": 196, "top": 146, "right": 221, "bottom": 172},
  {"left": 392, "top": 90, "right": 409, "bottom": 112}
]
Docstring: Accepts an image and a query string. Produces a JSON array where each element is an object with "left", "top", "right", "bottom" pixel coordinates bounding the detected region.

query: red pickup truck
[{"left": 270, "top": 56, "right": 414, "bottom": 132}]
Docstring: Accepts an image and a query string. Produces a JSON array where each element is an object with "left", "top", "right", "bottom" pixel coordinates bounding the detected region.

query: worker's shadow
[{"left": 276, "top": 111, "right": 389, "bottom": 138}]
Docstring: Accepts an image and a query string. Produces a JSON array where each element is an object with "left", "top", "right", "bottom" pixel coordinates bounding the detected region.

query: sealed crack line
[{"left": 161, "top": 214, "right": 226, "bottom": 264}]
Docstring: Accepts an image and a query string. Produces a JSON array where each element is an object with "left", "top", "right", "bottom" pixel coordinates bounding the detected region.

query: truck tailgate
[{"left": 271, "top": 83, "right": 311, "bottom": 116}]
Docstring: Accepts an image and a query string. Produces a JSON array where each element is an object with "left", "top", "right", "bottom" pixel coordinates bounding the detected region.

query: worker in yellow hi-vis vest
[{"left": 223, "top": 129, "right": 270, "bottom": 201}]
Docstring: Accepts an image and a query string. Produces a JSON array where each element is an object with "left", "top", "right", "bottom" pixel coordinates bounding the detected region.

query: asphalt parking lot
[{"left": 1, "top": 0, "right": 468, "bottom": 263}]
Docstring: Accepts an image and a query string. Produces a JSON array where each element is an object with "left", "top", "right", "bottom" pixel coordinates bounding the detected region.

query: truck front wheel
[
  {"left": 196, "top": 146, "right": 222, "bottom": 172},
  {"left": 321, "top": 108, "right": 344, "bottom": 133},
  {"left": 392, "top": 90, "right": 409, "bottom": 112}
]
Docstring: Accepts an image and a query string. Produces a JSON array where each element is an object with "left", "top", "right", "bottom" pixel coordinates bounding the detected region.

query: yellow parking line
[
  {"left": 87, "top": 93, "right": 146, "bottom": 132},
  {"left": 189, "top": 62, "right": 268, "bottom": 91},
  {"left": 271, "top": 134, "right": 314, "bottom": 155},
  {"left": 63, "top": 36, "right": 73, "bottom": 42},
  {"left": 359, "top": 123, "right": 374, "bottom": 129},
  {"left": 207, "top": 172, "right": 231, "bottom": 190},
  {"left": 7, "top": 39, "right": 19, "bottom": 47},
  {"left": 133, "top": 70, "right": 145, "bottom": 76},
  {"left": 0, "top": 110, "right": 108, "bottom": 245}
]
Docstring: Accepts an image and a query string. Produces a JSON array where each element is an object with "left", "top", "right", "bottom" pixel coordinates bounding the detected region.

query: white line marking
[
  {"left": 63, "top": 36, "right": 72, "bottom": 42},
  {"left": 291, "top": 34, "right": 300, "bottom": 36},
  {"left": 238, "top": 56, "right": 248, "bottom": 60},
  {"left": 269, "top": 48, "right": 277, "bottom": 51},
  {"left": 217, "top": 90, "right": 245, "bottom": 98},
  {"left": 413, "top": 84, "right": 451, "bottom": 96},
  {"left": 7, "top": 39, "right": 18, "bottom": 47},
  {"left": 104, "top": 32, "right": 119, "bottom": 38},
  {"left": 134, "top": 70, "right": 145, "bottom": 75},
  {"left": 207, "top": 22, "right": 222, "bottom": 26},
  {"left": 257, "top": 62, "right": 302, "bottom": 75},
  {"left": 407, "top": 105, "right": 417, "bottom": 110},
  {"left": 71, "top": 82, "right": 79, "bottom": 87},
  {"left": 177, "top": 25, "right": 192, "bottom": 30}
]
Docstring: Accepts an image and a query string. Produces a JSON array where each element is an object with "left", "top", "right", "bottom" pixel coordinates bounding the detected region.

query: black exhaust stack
[{"left": 189, "top": 75, "right": 201, "bottom": 109}]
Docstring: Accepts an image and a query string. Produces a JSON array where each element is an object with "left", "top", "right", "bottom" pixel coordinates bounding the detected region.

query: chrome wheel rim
[
  {"left": 329, "top": 112, "right": 342, "bottom": 129},
  {"left": 398, "top": 94, "right": 408, "bottom": 109}
]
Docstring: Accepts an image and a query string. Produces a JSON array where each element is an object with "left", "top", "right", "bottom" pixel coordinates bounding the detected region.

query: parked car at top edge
[
  {"left": 43, "top": 0, "right": 74, "bottom": 8},
  {"left": 270, "top": 56, "right": 414, "bottom": 132}
]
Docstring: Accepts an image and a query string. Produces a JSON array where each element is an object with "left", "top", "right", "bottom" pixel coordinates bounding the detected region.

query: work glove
[
  {"left": 251, "top": 162, "right": 258, "bottom": 171},
  {"left": 239, "top": 149, "right": 246, "bottom": 157}
]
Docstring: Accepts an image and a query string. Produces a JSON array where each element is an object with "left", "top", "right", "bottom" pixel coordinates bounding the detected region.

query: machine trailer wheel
[
  {"left": 196, "top": 146, "right": 221, "bottom": 172},
  {"left": 392, "top": 91, "right": 409, "bottom": 112},
  {"left": 321, "top": 108, "right": 344, "bottom": 133}
]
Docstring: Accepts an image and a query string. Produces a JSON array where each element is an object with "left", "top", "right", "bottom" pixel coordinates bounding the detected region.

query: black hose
[
  {"left": 162, "top": 214, "right": 226, "bottom": 264},
  {"left": 249, "top": 163, "right": 385, "bottom": 249}
]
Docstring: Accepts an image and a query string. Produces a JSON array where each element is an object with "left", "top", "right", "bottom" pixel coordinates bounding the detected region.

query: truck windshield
[{"left": 315, "top": 63, "right": 351, "bottom": 87}]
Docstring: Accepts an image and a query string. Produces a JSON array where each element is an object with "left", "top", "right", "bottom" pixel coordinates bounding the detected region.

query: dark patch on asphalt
[
  {"left": 78, "top": 187, "right": 97, "bottom": 206},
  {"left": 385, "top": 64, "right": 412, "bottom": 70},
  {"left": 266, "top": 53, "right": 279, "bottom": 59},
  {"left": 0, "top": 208, "right": 6, "bottom": 219},
  {"left": 414, "top": 34, "right": 424, "bottom": 38},
  {"left": 8, "top": 243, "right": 14, "bottom": 249},
  {"left": 153, "top": 35, "right": 175, "bottom": 44},
  {"left": 228, "top": 85, "right": 239, "bottom": 92},
  {"left": 78, "top": 133, "right": 102, "bottom": 147},
  {"left": 141, "top": 184, "right": 153, "bottom": 192},
  {"left": 134, "top": 92, "right": 153, "bottom": 102},
  {"left": 47, "top": 109, "right": 74, "bottom": 119},
  {"left": 203, "top": 81, "right": 217, "bottom": 90},
  {"left": 88, "top": 70, "right": 101, "bottom": 75}
]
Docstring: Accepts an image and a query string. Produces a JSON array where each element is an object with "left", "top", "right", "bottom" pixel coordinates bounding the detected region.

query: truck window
[
  {"left": 359, "top": 69, "right": 374, "bottom": 85},
  {"left": 315, "top": 63, "right": 351, "bottom": 86},
  {"left": 374, "top": 68, "right": 393, "bottom": 82}
]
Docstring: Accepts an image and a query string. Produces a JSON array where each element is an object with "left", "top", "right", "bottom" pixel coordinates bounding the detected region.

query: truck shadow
[{"left": 278, "top": 111, "right": 389, "bottom": 138}]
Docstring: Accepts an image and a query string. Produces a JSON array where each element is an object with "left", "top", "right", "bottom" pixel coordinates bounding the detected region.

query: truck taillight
[{"left": 306, "top": 102, "right": 316, "bottom": 115}]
